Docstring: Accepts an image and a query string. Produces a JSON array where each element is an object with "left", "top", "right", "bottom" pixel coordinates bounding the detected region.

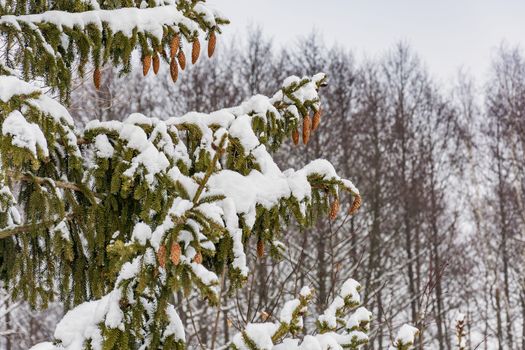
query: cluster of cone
[
  {"left": 156, "top": 242, "right": 204, "bottom": 268},
  {"left": 292, "top": 108, "right": 322, "bottom": 146},
  {"left": 291, "top": 109, "right": 362, "bottom": 225},
  {"left": 252, "top": 109, "right": 364, "bottom": 259},
  {"left": 93, "top": 31, "right": 217, "bottom": 89}
]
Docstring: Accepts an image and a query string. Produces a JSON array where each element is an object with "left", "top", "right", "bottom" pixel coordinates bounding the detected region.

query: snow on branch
[
  {"left": 0, "top": 1, "right": 228, "bottom": 99},
  {"left": 0, "top": 66, "right": 364, "bottom": 350},
  {"left": 389, "top": 325, "right": 419, "bottom": 350},
  {"left": 231, "top": 279, "right": 375, "bottom": 350}
]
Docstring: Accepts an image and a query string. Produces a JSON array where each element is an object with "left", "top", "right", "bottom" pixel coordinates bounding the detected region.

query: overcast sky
[{"left": 207, "top": 0, "right": 525, "bottom": 83}]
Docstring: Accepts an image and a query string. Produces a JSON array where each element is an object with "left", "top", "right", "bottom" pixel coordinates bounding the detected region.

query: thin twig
[
  {"left": 210, "top": 263, "right": 228, "bottom": 349},
  {"left": 187, "top": 298, "right": 207, "bottom": 350}
]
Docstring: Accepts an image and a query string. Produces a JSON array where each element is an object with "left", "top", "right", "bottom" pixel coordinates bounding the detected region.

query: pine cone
[
  {"left": 329, "top": 198, "right": 340, "bottom": 220},
  {"left": 292, "top": 128, "right": 300, "bottom": 145},
  {"left": 349, "top": 194, "right": 362, "bottom": 215},
  {"left": 303, "top": 115, "right": 311, "bottom": 145},
  {"left": 178, "top": 50, "right": 187, "bottom": 70},
  {"left": 170, "top": 34, "right": 180, "bottom": 59},
  {"left": 153, "top": 53, "right": 160, "bottom": 75},
  {"left": 257, "top": 239, "right": 265, "bottom": 258},
  {"left": 143, "top": 55, "right": 152, "bottom": 76},
  {"left": 93, "top": 67, "right": 101, "bottom": 90},
  {"left": 193, "top": 252, "right": 203, "bottom": 264},
  {"left": 157, "top": 245, "right": 167, "bottom": 268},
  {"left": 170, "top": 242, "right": 181, "bottom": 266},
  {"left": 208, "top": 31, "right": 216, "bottom": 58},
  {"left": 170, "top": 57, "right": 179, "bottom": 83},
  {"left": 192, "top": 38, "right": 201, "bottom": 64},
  {"left": 312, "top": 108, "right": 322, "bottom": 131}
]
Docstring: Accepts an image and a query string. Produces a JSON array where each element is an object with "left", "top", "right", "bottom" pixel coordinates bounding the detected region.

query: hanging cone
[
  {"left": 170, "top": 34, "right": 180, "bottom": 59},
  {"left": 93, "top": 67, "right": 101, "bottom": 90},
  {"left": 170, "top": 242, "right": 181, "bottom": 266},
  {"left": 193, "top": 252, "right": 203, "bottom": 264},
  {"left": 153, "top": 53, "right": 160, "bottom": 75},
  {"left": 292, "top": 128, "right": 300, "bottom": 145},
  {"left": 192, "top": 38, "right": 201, "bottom": 64},
  {"left": 157, "top": 245, "right": 167, "bottom": 268},
  {"left": 329, "top": 198, "right": 340, "bottom": 220},
  {"left": 312, "top": 108, "right": 322, "bottom": 131},
  {"left": 208, "top": 31, "right": 216, "bottom": 58},
  {"left": 170, "top": 57, "right": 179, "bottom": 83},
  {"left": 257, "top": 239, "right": 265, "bottom": 258},
  {"left": 303, "top": 115, "right": 311, "bottom": 145},
  {"left": 178, "top": 50, "right": 187, "bottom": 70},
  {"left": 349, "top": 194, "right": 362, "bottom": 215},
  {"left": 143, "top": 55, "right": 152, "bottom": 76}
]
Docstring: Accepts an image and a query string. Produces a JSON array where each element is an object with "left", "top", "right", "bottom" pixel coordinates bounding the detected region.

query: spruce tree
[{"left": 0, "top": 1, "right": 415, "bottom": 349}]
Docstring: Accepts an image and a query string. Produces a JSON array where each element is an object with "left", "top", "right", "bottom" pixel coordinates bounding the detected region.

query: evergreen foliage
[
  {"left": 0, "top": 0, "right": 228, "bottom": 101},
  {"left": 230, "top": 279, "right": 373, "bottom": 350},
  {"left": 0, "top": 1, "right": 375, "bottom": 349}
]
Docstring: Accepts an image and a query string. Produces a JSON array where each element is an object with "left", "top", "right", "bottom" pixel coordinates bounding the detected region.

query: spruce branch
[
  {"left": 192, "top": 133, "right": 228, "bottom": 204},
  {"left": 6, "top": 170, "right": 99, "bottom": 200},
  {"left": 0, "top": 221, "right": 49, "bottom": 239},
  {"left": 0, "top": 212, "right": 75, "bottom": 239}
]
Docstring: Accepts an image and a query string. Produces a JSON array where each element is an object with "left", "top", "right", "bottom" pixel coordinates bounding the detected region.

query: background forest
[{"left": 1, "top": 28, "right": 524, "bottom": 350}]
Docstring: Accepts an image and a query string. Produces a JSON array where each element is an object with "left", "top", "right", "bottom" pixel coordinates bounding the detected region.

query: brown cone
[
  {"left": 329, "top": 198, "right": 340, "bottom": 220},
  {"left": 349, "top": 194, "right": 362, "bottom": 215},
  {"left": 170, "top": 34, "right": 180, "bottom": 59},
  {"left": 312, "top": 108, "right": 322, "bottom": 131},
  {"left": 170, "top": 58, "right": 179, "bottom": 83},
  {"left": 208, "top": 31, "right": 216, "bottom": 58},
  {"left": 192, "top": 38, "right": 201, "bottom": 64},
  {"left": 292, "top": 128, "right": 300, "bottom": 145},
  {"left": 178, "top": 50, "right": 186, "bottom": 70},
  {"left": 153, "top": 53, "right": 160, "bottom": 75},
  {"left": 157, "top": 245, "right": 167, "bottom": 268},
  {"left": 194, "top": 252, "right": 203, "bottom": 264},
  {"left": 257, "top": 239, "right": 265, "bottom": 258},
  {"left": 170, "top": 242, "right": 181, "bottom": 266},
  {"left": 303, "top": 115, "right": 311, "bottom": 145},
  {"left": 143, "top": 55, "right": 152, "bottom": 76},
  {"left": 93, "top": 67, "right": 101, "bottom": 90}
]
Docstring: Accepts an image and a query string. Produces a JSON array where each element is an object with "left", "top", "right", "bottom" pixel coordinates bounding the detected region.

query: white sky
[{"left": 207, "top": 0, "right": 525, "bottom": 83}]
